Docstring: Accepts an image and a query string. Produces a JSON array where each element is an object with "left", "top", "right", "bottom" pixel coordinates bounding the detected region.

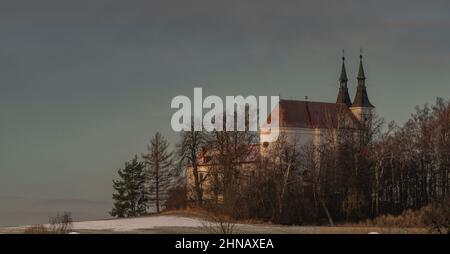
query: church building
[
  {"left": 260, "top": 53, "right": 375, "bottom": 149},
  {"left": 187, "top": 53, "right": 375, "bottom": 203}
]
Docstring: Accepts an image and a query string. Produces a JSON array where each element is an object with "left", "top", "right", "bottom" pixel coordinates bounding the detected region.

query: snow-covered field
[
  {"left": 0, "top": 215, "right": 206, "bottom": 233},
  {"left": 72, "top": 215, "right": 205, "bottom": 231},
  {"left": 0, "top": 214, "right": 428, "bottom": 234}
]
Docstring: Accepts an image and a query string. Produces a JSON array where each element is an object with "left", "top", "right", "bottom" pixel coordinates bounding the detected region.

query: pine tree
[
  {"left": 110, "top": 155, "right": 148, "bottom": 217},
  {"left": 143, "top": 132, "right": 175, "bottom": 213}
]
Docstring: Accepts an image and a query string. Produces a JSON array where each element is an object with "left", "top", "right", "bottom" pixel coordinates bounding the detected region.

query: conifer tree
[{"left": 110, "top": 155, "right": 148, "bottom": 217}]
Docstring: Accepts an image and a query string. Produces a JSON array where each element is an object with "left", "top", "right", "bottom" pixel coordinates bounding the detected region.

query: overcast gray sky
[{"left": 1, "top": 0, "right": 449, "bottom": 206}]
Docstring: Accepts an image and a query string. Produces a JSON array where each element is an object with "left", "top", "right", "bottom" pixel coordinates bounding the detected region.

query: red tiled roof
[{"left": 273, "top": 99, "right": 360, "bottom": 129}]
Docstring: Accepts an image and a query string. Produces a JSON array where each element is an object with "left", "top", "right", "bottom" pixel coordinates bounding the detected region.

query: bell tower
[{"left": 350, "top": 50, "right": 374, "bottom": 122}]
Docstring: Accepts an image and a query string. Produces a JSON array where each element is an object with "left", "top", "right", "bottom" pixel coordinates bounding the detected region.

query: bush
[
  {"left": 359, "top": 198, "right": 449, "bottom": 232},
  {"left": 48, "top": 212, "right": 73, "bottom": 234},
  {"left": 374, "top": 209, "right": 422, "bottom": 227},
  {"left": 201, "top": 204, "right": 237, "bottom": 234},
  {"left": 164, "top": 186, "right": 187, "bottom": 211},
  {"left": 23, "top": 224, "right": 49, "bottom": 234},
  {"left": 422, "top": 198, "right": 450, "bottom": 234}
]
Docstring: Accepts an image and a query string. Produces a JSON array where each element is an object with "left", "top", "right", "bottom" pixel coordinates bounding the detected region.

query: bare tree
[
  {"left": 369, "top": 122, "right": 395, "bottom": 215},
  {"left": 142, "top": 132, "right": 175, "bottom": 213},
  {"left": 177, "top": 121, "right": 208, "bottom": 207},
  {"left": 263, "top": 134, "right": 302, "bottom": 222},
  {"left": 203, "top": 107, "right": 259, "bottom": 211},
  {"left": 301, "top": 142, "right": 335, "bottom": 226}
]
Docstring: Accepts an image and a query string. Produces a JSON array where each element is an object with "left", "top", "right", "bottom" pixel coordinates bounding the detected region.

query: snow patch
[{"left": 72, "top": 215, "right": 205, "bottom": 232}]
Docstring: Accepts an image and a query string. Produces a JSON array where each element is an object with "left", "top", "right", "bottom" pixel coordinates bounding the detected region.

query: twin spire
[
  {"left": 336, "top": 50, "right": 373, "bottom": 108},
  {"left": 336, "top": 50, "right": 352, "bottom": 107}
]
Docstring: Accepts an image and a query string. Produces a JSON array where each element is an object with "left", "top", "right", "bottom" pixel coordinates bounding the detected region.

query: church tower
[
  {"left": 350, "top": 51, "right": 374, "bottom": 122},
  {"left": 336, "top": 53, "right": 352, "bottom": 107}
]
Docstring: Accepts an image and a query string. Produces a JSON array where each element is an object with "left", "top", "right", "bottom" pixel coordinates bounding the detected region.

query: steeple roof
[
  {"left": 336, "top": 54, "right": 352, "bottom": 107},
  {"left": 340, "top": 57, "right": 348, "bottom": 82},
  {"left": 357, "top": 54, "right": 366, "bottom": 80},
  {"left": 352, "top": 86, "right": 374, "bottom": 108},
  {"left": 352, "top": 53, "right": 374, "bottom": 108}
]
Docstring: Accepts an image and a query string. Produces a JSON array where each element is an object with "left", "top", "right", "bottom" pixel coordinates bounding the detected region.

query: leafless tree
[
  {"left": 262, "top": 134, "right": 302, "bottom": 221},
  {"left": 142, "top": 132, "right": 175, "bottom": 213},
  {"left": 177, "top": 120, "right": 208, "bottom": 207}
]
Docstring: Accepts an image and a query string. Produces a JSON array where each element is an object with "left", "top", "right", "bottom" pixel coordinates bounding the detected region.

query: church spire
[
  {"left": 351, "top": 50, "right": 374, "bottom": 108},
  {"left": 336, "top": 50, "right": 352, "bottom": 107},
  {"left": 357, "top": 51, "right": 366, "bottom": 81},
  {"left": 340, "top": 55, "right": 348, "bottom": 82}
]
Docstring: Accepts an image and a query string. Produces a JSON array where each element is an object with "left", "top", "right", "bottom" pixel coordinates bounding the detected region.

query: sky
[{"left": 0, "top": 0, "right": 450, "bottom": 219}]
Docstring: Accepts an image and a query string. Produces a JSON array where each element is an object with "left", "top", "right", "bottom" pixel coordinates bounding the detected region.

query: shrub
[
  {"left": 359, "top": 198, "right": 449, "bottom": 232},
  {"left": 422, "top": 198, "right": 450, "bottom": 234},
  {"left": 164, "top": 186, "right": 187, "bottom": 211},
  {"left": 23, "top": 224, "right": 49, "bottom": 234},
  {"left": 48, "top": 212, "right": 73, "bottom": 234}
]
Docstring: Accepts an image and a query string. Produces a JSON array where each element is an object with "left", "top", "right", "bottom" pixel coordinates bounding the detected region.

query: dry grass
[
  {"left": 352, "top": 201, "right": 450, "bottom": 233},
  {"left": 161, "top": 207, "right": 211, "bottom": 218},
  {"left": 355, "top": 209, "right": 424, "bottom": 228},
  {"left": 22, "top": 212, "right": 74, "bottom": 234},
  {"left": 341, "top": 200, "right": 449, "bottom": 234},
  {"left": 162, "top": 208, "right": 269, "bottom": 225},
  {"left": 23, "top": 224, "right": 49, "bottom": 234}
]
